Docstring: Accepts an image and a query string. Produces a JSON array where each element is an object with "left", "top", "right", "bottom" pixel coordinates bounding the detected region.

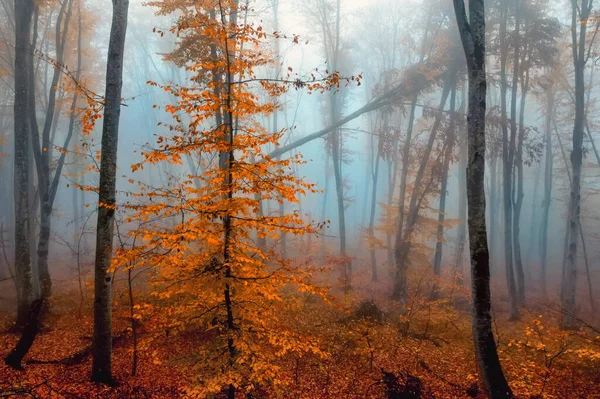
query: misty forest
[{"left": 1, "top": 0, "right": 600, "bottom": 397}]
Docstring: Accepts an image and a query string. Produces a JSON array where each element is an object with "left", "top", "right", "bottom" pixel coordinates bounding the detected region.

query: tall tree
[
  {"left": 540, "top": 77, "right": 554, "bottom": 298},
  {"left": 452, "top": 0, "right": 514, "bottom": 397},
  {"left": 432, "top": 82, "right": 458, "bottom": 299},
  {"left": 509, "top": 0, "right": 525, "bottom": 306},
  {"left": 91, "top": 0, "right": 129, "bottom": 384},
  {"left": 499, "top": 0, "right": 519, "bottom": 320},
  {"left": 30, "top": 0, "right": 74, "bottom": 299},
  {"left": 392, "top": 61, "right": 457, "bottom": 300},
  {"left": 562, "top": 0, "right": 596, "bottom": 328},
  {"left": 12, "top": 0, "right": 34, "bottom": 328}
]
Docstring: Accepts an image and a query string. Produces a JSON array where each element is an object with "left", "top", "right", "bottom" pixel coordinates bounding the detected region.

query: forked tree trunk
[
  {"left": 452, "top": 0, "right": 514, "bottom": 397},
  {"left": 34, "top": 0, "right": 74, "bottom": 299},
  {"left": 392, "top": 63, "right": 457, "bottom": 300},
  {"left": 91, "top": 0, "right": 129, "bottom": 384}
]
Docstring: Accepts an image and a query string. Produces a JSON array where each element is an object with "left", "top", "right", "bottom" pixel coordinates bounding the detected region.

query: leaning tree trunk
[
  {"left": 452, "top": 0, "right": 514, "bottom": 397},
  {"left": 13, "top": 0, "right": 35, "bottom": 328},
  {"left": 91, "top": 0, "right": 129, "bottom": 384},
  {"left": 392, "top": 62, "right": 457, "bottom": 300}
]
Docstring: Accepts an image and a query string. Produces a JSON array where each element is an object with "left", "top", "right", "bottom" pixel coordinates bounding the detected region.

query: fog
[{"left": 1, "top": 0, "right": 599, "bottom": 397}]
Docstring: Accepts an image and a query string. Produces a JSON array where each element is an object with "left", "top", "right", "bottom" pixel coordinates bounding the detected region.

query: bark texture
[
  {"left": 13, "top": 0, "right": 35, "bottom": 328},
  {"left": 563, "top": 0, "right": 591, "bottom": 328},
  {"left": 452, "top": 0, "right": 514, "bottom": 397},
  {"left": 91, "top": 0, "right": 129, "bottom": 384}
]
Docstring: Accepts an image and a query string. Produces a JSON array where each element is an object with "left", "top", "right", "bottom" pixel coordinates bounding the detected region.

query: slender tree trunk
[
  {"left": 328, "top": 0, "right": 351, "bottom": 289},
  {"left": 393, "top": 6, "right": 433, "bottom": 295},
  {"left": 320, "top": 152, "right": 330, "bottom": 258},
  {"left": 563, "top": 0, "right": 591, "bottom": 328},
  {"left": 91, "top": 0, "right": 129, "bottom": 383},
  {"left": 386, "top": 155, "right": 398, "bottom": 276},
  {"left": 498, "top": 0, "right": 519, "bottom": 320},
  {"left": 488, "top": 156, "right": 498, "bottom": 270},
  {"left": 453, "top": 0, "right": 514, "bottom": 396},
  {"left": 392, "top": 63, "right": 457, "bottom": 300},
  {"left": 554, "top": 118, "right": 572, "bottom": 303},
  {"left": 369, "top": 119, "right": 383, "bottom": 282},
  {"left": 33, "top": 0, "right": 73, "bottom": 299},
  {"left": 271, "top": 0, "right": 286, "bottom": 258},
  {"left": 13, "top": 0, "right": 34, "bottom": 328},
  {"left": 540, "top": 81, "right": 554, "bottom": 298},
  {"left": 509, "top": 0, "right": 525, "bottom": 307},
  {"left": 578, "top": 224, "right": 595, "bottom": 312},
  {"left": 432, "top": 84, "right": 457, "bottom": 299},
  {"left": 454, "top": 87, "right": 468, "bottom": 285}
]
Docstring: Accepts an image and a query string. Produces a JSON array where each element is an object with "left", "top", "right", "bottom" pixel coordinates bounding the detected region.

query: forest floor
[{"left": 1, "top": 278, "right": 600, "bottom": 398}]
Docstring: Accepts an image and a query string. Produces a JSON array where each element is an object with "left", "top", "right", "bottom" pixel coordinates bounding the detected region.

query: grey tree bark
[
  {"left": 452, "top": 0, "right": 514, "bottom": 397},
  {"left": 562, "top": 0, "right": 593, "bottom": 328},
  {"left": 509, "top": 0, "right": 525, "bottom": 307},
  {"left": 13, "top": 0, "right": 34, "bottom": 328},
  {"left": 91, "top": 0, "right": 129, "bottom": 384},
  {"left": 31, "top": 0, "right": 74, "bottom": 299},
  {"left": 499, "top": 0, "right": 519, "bottom": 320},
  {"left": 454, "top": 88, "right": 468, "bottom": 285}
]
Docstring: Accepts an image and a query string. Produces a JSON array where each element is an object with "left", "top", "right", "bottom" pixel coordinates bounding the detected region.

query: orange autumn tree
[{"left": 118, "top": 0, "right": 357, "bottom": 397}]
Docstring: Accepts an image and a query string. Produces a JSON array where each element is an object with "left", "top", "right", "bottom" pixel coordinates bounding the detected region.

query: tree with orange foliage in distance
[{"left": 117, "top": 0, "right": 358, "bottom": 397}]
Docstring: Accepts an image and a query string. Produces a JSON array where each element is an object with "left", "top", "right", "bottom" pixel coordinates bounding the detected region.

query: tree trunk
[
  {"left": 4, "top": 299, "right": 46, "bottom": 369},
  {"left": 91, "top": 0, "right": 129, "bottom": 384},
  {"left": 328, "top": 0, "right": 351, "bottom": 289},
  {"left": 386, "top": 155, "right": 398, "bottom": 276},
  {"left": 33, "top": 0, "right": 74, "bottom": 299},
  {"left": 563, "top": 0, "right": 591, "bottom": 329},
  {"left": 452, "top": 0, "right": 514, "bottom": 397},
  {"left": 540, "top": 81, "right": 554, "bottom": 298},
  {"left": 369, "top": 120, "right": 383, "bottom": 282},
  {"left": 454, "top": 89, "right": 468, "bottom": 285},
  {"left": 392, "top": 62, "right": 457, "bottom": 300},
  {"left": 271, "top": 0, "right": 286, "bottom": 258},
  {"left": 13, "top": 0, "right": 35, "bottom": 328},
  {"left": 488, "top": 156, "right": 498, "bottom": 270},
  {"left": 509, "top": 0, "right": 525, "bottom": 307},
  {"left": 432, "top": 83, "right": 457, "bottom": 299},
  {"left": 499, "top": 0, "right": 519, "bottom": 320}
]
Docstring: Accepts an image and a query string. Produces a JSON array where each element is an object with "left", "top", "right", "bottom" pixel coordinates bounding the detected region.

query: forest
[{"left": 0, "top": 0, "right": 600, "bottom": 397}]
